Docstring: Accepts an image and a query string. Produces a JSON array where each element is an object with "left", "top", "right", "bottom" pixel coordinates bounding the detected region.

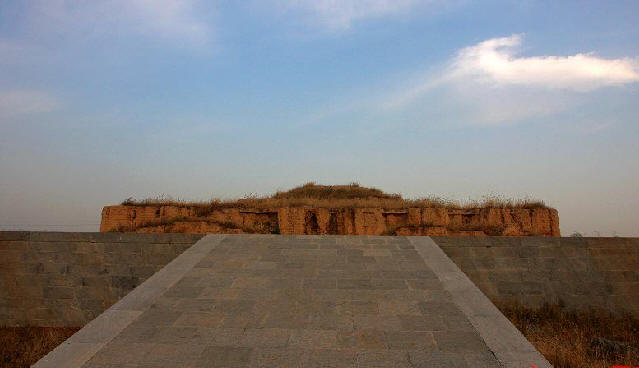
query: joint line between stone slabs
[
  {"left": 408, "top": 236, "right": 552, "bottom": 368},
  {"left": 33, "top": 234, "right": 227, "bottom": 368}
]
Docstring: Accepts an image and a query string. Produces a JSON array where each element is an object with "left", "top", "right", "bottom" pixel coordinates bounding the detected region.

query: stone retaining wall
[
  {"left": 0, "top": 232, "right": 202, "bottom": 326},
  {"left": 433, "top": 236, "right": 639, "bottom": 316},
  {"left": 2, "top": 233, "right": 637, "bottom": 327}
]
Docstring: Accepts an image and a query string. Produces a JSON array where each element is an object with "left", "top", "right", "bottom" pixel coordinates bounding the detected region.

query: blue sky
[{"left": 1, "top": 0, "right": 638, "bottom": 235}]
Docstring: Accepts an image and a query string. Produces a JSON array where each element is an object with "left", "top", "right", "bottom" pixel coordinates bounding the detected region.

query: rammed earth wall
[
  {"left": 0, "top": 232, "right": 202, "bottom": 326},
  {"left": 101, "top": 205, "right": 561, "bottom": 236}
]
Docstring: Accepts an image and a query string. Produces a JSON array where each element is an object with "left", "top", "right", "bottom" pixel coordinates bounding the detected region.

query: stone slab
[
  {"left": 410, "top": 236, "right": 551, "bottom": 368},
  {"left": 35, "top": 235, "right": 548, "bottom": 367}
]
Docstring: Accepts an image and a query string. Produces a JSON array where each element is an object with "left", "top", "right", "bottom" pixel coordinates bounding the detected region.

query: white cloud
[
  {"left": 0, "top": 90, "right": 60, "bottom": 120},
  {"left": 28, "top": 0, "right": 211, "bottom": 46},
  {"left": 450, "top": 35, "right": 639, "bottom": 91},
  {"left": 268, "top": 0, "right": 443, "bottom": 30},
  {"left": 383, "top": 35, "right": 639, "bottom": 125}
]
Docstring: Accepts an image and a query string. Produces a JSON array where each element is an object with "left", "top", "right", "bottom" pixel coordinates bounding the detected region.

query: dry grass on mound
[
  {"left": 0, "top": 326, "right": 79, "bottom": 368},
  {"left": 121, "top": 183, "right": 549, "bottom": 210},
  {"left": 500, "top": 303, "right": 639, "bottom": 368},
  {"left": 272, "top": 182, "right": 399, "bottom": 200}
]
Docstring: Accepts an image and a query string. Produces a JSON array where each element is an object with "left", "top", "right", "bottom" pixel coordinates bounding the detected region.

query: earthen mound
[{"left": 102, "top": 183, "right": 558, "bottom": 236}]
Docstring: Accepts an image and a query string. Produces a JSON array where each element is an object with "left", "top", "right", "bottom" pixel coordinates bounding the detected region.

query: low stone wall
[
  {"left": 3, "top": 233, "right": 637, "bottom": 327},
  {"left": 433, "top": 237, "right": 639, "bottom": 316},
  {"left": 0, "top": 232, "right": 202, "bottom": 327}
]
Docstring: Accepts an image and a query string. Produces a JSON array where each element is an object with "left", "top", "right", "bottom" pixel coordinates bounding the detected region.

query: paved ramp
[{"left": 35, "top": 235, "right": 550, "bottom": 367}]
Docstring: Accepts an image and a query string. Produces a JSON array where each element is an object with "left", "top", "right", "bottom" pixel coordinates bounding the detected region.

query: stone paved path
[{"left": 35, "top": 235, "right": 550, "bottom": 368}]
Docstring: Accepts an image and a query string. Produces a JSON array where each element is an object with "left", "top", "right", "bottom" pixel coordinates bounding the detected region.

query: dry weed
[
  {"left": 500, "top": 303, "right": 639, "bottom": 368},
  {"left": 121, "top": 183, "right": 550, "bottom": 210},
  {"left": 0, "top": 327, "right": 79, "bottom": 367}
]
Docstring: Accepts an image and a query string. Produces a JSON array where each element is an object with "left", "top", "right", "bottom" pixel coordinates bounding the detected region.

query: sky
[{"left": 1, "top": 0, "right": 638, "bottom": 236}]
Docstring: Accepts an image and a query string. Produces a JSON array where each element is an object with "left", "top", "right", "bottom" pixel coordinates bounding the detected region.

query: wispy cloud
[
  {"left": 383, "top": 35, "right": 639, "bottom": 125},
  {"left": 0, "top": 90, "right": 60, "bottom": 120},
  {"left": 266, "top": 0, "right": 450, "bottom": 31},
  {"left": 450, "top": 35, "right": 639, "bottom": 91},
  {"left": 27, "top": 0, "right": 211, "bottom": 46}
]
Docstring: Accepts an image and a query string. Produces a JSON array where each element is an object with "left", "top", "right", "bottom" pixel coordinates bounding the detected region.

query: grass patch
[
  {"left": 120, "top": 183, "right": 550, "bottom": 211},
  {"left": 0, "top": 326, "right": 79, "bottom": 368},
  {"left": 500, "top": 303, "right": 639, "bottom": 368}
]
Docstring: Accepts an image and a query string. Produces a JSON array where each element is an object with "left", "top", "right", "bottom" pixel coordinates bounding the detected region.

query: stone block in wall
[
  {"left": 614, "top": 281, "right": 639, "bottom": 296},
  {"left": 130, "top": 264, "right": 160, "bottom": 279},
  {"left": 27, "top": 306, "right": 57, "bottom": 325},
  {"left": 537, "top": 246, "right": 561, "bottom": 258},
  {"left": 101, "top": 263, "right": 133, "bottom": 277},
  {"left": 483, "top": 269, "right": 518, "bottom": 283},
  {"left": 588, "top": 247, "right": 631, "bottom": 257},
  {"left": 0, "top": 241, "right": 31, "bottom": 255},
  {"left": 65, "top": 262, "right": 106, "bottom": 276},
  {"left": 14, "top": 276, "right": 46, "bottom": 299},
  {"left": 558, "top": 237, "right": 586, "bottom": 247},
  {"left": 111, "top": 275, "right": 140, "bottom": 291},
  {"left": 601, "top": 270, "right": 639, "bottom": 282},
  {"left": 141, "top": 244, "right": 184, "bottom": 264},
  {"left": 521, "top": 268, "right": 551, "bottom": 282},
  {"left": 563, "top": 257, "right": 591, "bottom": 272},
  {"left": 21, "top": 262, "right": 45, "bottom": 275},
  {"left": 496, "top": 281, "right": 524, "bottom": 297},
  {"left": 494, "top": 257, "right": 530, "bottom": 270},
  {"left": 608, "top": 295, "right": 639, "bottom": 316},
  {"left": 0, "top": 248, "right": 27, "bottom": 262},
  {"left": 78, "top": 298, "right": 109, "bottom": 314},
  {"left": 50, "top": 299, "right": 86, "bottom": 326},
  {"left": 76, "top": 285, "right": 108, "bottom": 301},
  {"left": 518, "top": 295, "right": 550, "bottom": 308},
  {"left": 520, "top": 281, "right": 545, "bottom": 296},
  {"left": 514, "top": 246, "right": 540, "bottom": 258},
  {"left": 44, "top": 286, "right": 75, "bottom": 300},
  {"left": 473, "top": 257, "right": 497, "bottom": 270},
  {"left": 0, "top": 232, "right": 30, "bottom": 241},
  {"left": 592, "top": 256, "right": 638, "bottom": 271},
  {"left": 79, "top": 276, "right": 110, "bottom": 288},
  {"left": 489, "top": 247, "right": 514, "bottom": 258}
]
